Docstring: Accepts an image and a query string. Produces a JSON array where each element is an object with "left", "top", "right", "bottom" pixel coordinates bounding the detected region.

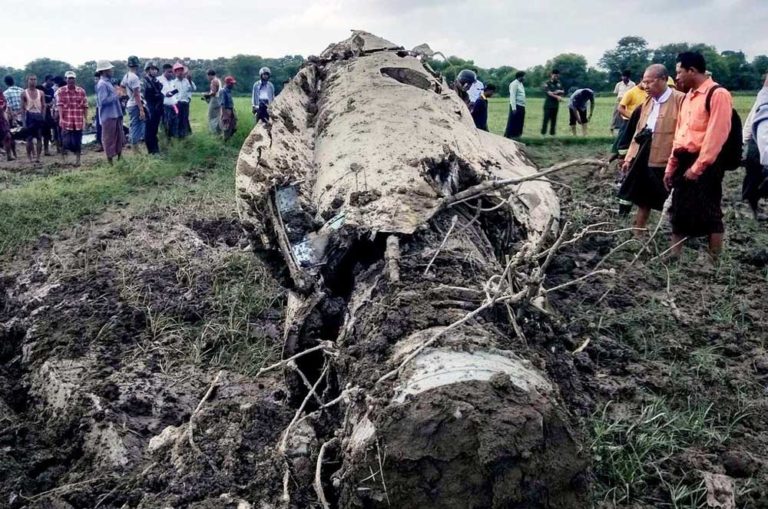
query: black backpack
[{"left": 705, "top": 85, "right": 743, "bottom": 171}]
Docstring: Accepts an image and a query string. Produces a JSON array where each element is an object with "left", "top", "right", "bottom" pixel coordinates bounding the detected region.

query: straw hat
[{"left": 95, "top": 60, "right": 114, "bottom": 72}]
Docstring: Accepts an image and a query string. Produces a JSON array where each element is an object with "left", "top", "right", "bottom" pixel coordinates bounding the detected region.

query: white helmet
[{"left": 259, "top": 67, "right": 271, "bottom": 77}]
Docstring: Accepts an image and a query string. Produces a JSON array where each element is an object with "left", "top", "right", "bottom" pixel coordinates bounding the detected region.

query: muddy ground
[
  {"left": 1, "top": 141, "right": 767, "bottom": 508},
  {"left": 0, "top": 142, "right": 104, "bottom": 186}
]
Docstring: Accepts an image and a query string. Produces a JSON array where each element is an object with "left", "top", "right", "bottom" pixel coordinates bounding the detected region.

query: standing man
[
  {"left": 220, "top": 76, "right": 238, "bottom": 141},
  {"left": 611, "top": 70, "right": 635, "bottom": 135},
  {"left": 740, "top": 74, "right": 768, "bottom": 217},
  {"left": 158, "top": 64, "right": 179, "bottom": 139},
  {"left": 252, "top": 67, "right": 275, "bottom": 124},
  {"left": 3, "top": 75, "right": 24, "bottom": 125},
  {"left": 95, "top": 60, "right": 125, "bottom": 164},
  {"left": 467, "top": 70, "right": 484, "bottom": 110},
  {"left": 471, "top": 83, "right": 495, "bottom": 131},
  {"left": 0, "top": 94, "right": 16, "bottom": 161},
  {"left": 619, "top": 64, "right": 685, "bottom": 232},
  {"left": 204, "top": 69, "right": 222, "bottom": 134},
  {"left": 121, "top": 56, "right": 146, "bottom": 148},
  {"left": 172, "top": 63, "right": 195, "bottom": 138},
  {"left": 42, "top": 75, "right": 57, "bottom": 156},
  {"left": 21, "top": 75, "right": 47, "bottom": 163},
  {"left": 541, "top": 70, "right": 565, "bottom": 136},
  {"left": 663, "top": 52, "right": 733, "bottom": 259},
  {"left": 504, "top": 71, "right": 526, "bottom": 139},
  {"left": 92, "top": 72, "right": 103, "bottom": 151},
  {"left": 142, "top": 62, "right": 164, "bottom": 154},
  {"left": 55, "top": 71, "right": 88, "bottom": 166},
  {"left": 568, "top": 87, "right": 595, "bottom": 136}
]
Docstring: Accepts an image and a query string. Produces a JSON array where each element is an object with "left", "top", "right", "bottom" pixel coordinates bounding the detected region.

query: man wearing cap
[
  {"left": 220, "top": 76, "right": 237, "bottom": 141},
  {"left": 121, "top": 56, "right": 146, "bottom": 148},
  {"left": 172, "top": 63, "right": 196, "bottom": 138},
  {"left": 252, "top": 67, "right": 275, "bottom": 123},
  {"left": 95, "top": 60, "right": 124, "bottom": 163},
  {"left": 55, "top": 71, "right": 88, "bottom": 166},
  {"left": 142, "top": 62, "right": 164, "bottom": 154}
]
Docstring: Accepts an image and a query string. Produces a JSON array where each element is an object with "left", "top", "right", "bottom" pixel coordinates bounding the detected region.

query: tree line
[{"left": 2, "top": 37, "right": 766, "bottom": 98}]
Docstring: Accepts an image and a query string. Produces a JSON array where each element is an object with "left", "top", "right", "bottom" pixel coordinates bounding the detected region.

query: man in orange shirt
[{"left": 663, "top": 52, "right": 732, "bottom": 258}]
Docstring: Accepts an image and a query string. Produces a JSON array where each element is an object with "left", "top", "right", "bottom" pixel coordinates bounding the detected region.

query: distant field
[{"left": 487, "top": 95, "right": 756, "bottom": 142}]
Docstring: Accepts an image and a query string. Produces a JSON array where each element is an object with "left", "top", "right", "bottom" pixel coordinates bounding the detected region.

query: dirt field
[{"left": 1, "top": 116, "right": 767, "bottom": 506}]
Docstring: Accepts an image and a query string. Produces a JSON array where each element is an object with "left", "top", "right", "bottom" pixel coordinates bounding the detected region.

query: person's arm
[
  {"left": 588, "top": 96, "right": 595, "bottom": 120},
  {"left": 131, "top": 77, "right": 145, "bottom": 120},
  {"left": 81, "top": 90, "right": 89, "bottom": 126},
  {"left": 268, "top": 82, "right": 275, "bottom": 103},
  {"left": 188, "top": 77, "right": 196, "bottom": 92},
  {"left": 664, "top": 110, "right": 684, "bottom": 189},
  {"left": 613, "top": 82, "right": 620, "bottom": 95},
  {"left": 756, "top": 108, "right": 768, "bottom": 166},
  {"left": 252, "top": 83, "right": 258, "bottom": 108},
  {"left": 211, "top": 79, "right": 220, "bottom": 96},
  {"left": 509, "top": 82, "right": 517, "bottom": 111},
  {"left": 687, "top": 89, "right": 732, "bottom": 178}
]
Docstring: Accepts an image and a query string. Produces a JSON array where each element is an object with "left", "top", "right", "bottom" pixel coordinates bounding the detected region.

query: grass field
[{"left": 486, "top": 95, "right": 756, "bottom": 142}]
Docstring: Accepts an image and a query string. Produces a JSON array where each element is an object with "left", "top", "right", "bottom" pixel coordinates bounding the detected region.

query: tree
[
  {"left": 546, "top": 54, "right": 589, "bottom": 91},
  {"left": 753, "top": 55, "right": 768, "bottom": 78},
  {"left": 600, "top": 36, "right": 651, "bottom": 83},
  {"left": 651, "top": 43, "right": 692, "bottom": 76},
  {"left": 23, "top": 58, "right": 73, "bottom": 81}
]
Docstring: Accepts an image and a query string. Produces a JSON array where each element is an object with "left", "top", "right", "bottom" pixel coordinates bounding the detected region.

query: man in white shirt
[
  {"left": 611, "top": 70, "right": 635, "bottom": 135},
  {"left": 741, "top": 74, "right": 768, "bottom": 216},
  {"left": 121, "top": 56, "right": 146, "bottom": 147},
  {"left": 158, "top": 64, "right": 179, "bottom": 139},
  {"left": 467, "top": 71, "right": 484, "bottom": 110},
  {"left": 172, "top": 62, "right": 196, "bottom": 138}
]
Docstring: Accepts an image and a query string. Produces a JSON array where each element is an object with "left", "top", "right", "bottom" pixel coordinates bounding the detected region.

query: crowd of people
[
  {"left": 2, "top": 50, "right": 768, "bottom": 261},
  {"left": 0, "top": 57, "right": 277, "bottom": 165},
  {"left": 456, "top": 51, "right": 768, "bottom": 260}
]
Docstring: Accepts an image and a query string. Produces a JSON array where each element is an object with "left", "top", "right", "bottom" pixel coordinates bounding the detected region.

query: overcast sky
[{"left": 0, "top": 0, "right": 765, "bottom": 70}]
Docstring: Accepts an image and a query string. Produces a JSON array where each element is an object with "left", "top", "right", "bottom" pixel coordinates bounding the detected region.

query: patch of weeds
[
  {"left": 192, "top": 252, "right": 285, "bottom": 375},
  {"left": 590, "top": 397, "right": 747, "bottom": 506}
]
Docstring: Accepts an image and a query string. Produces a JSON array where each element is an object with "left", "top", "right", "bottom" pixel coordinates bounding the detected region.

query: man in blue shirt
[
  {"left": 95, "top": 60, "right": 124, "bottom": 164},
  {"left": 504, "top": 71, "right": 526, "bottom": 139},
  {"left": 568, "top": 88, "right": 595, "bottom": 136}
]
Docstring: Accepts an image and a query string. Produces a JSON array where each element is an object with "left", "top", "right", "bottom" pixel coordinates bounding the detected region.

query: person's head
[
  {"left": 162, "top": 64, "right": 173, "bottom": 79},
  {"left": 224, "top": 76, "right": 236, "bottom": 89},
  {"left": 144, "top": 61, "right": 159, "bottom": 77},
  {"left": 173, "top": 63, "right": 185, "bottom": 79},
  {"left": 26, "top": 75, "right": 37, "bottom": 88},
  {"left": 621, "top": 69, "right": 631, "bottom": 84},
  {"left": 484, "top": 83, "right": 496, "bottom": 98},
  {"left": 44, "top": 74, "right": 54, "bottom": 86},
  {"left": 259, "top": 67, "right": 271, "bottom": 81},
  {"left": 127, "top": 55, "right": 140, "bottom": 71},
  {"left": 550, "top": 69, "right": 560, "bottom": 81},
  {"left": 456, "top": 69, "right": 476, "bottom": 91},
  {"left": 515, "top": 71, "right": 526, "bottom": 83},
  {"left": 3, "top": 75, "right": 13, "bottom": 87},
  {"left": 64, "top": 71, "right": 77, "bottom": 88},
  {"left": 54, "top": 76, "right": 66, "bottom": 87},
  {"left": 96, "top": 60, "right": 114, "bottom": 78},
  {"left": 207, "top": 69, "right": 216, "bottom": 82},
  {"left": 641, "top": 64, "right": 669, "bottom": 99},
  {"left": 675, "top": 51, "right": 707, "bottom": 92}
]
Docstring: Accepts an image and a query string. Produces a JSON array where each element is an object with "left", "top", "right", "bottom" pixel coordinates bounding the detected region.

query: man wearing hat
[
  {"left": 251, "top": 66, "right": 274, "bottom": 123},
  {"left": 142, "top": 62, "right": 164, "bottom": 154},
  {"left": 121, "top": 56, "right": 146, "bottom": 148},
  {"left": 95, "top": 60, "right": 124, "bottom": 164},
  {"left": 55, "top": 71, "right": 88, "bottom": 166},
  {"left": 220, "top": 76, "right": 237, "bottom": 141},
  {"left": 172, "top": 62, "right": 196, "bottom": 138}
]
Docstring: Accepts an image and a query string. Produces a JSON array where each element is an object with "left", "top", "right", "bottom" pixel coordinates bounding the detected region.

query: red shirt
[
  {"left": 56, "top": 85, "right": 88, "bottom": 131},
  {"left": 665, "top": 78, "right": 732, "bottom": 177}
]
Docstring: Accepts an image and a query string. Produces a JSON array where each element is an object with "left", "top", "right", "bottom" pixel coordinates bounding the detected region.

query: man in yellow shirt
[{"left": 618, "top": 83, "right": 648, "bottom": 120}]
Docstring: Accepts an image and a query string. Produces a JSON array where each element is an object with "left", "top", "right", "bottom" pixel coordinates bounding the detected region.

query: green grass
[
  {"left": 591, "top": 397, "right": 747, "bottom": 507},
  {"left": 487, "top": 95, "right": 756, "bottom": 142},
  {"left": 0, "top": 98, "right": 254, "bottom": 256}
]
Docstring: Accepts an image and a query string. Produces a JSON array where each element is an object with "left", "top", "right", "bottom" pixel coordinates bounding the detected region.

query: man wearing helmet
[
  {"left": 252, "top": 67, "right": 275, "bottom": 123},
  {"left": 454, "top": 69, "right": 477, "bottom": 107}
]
